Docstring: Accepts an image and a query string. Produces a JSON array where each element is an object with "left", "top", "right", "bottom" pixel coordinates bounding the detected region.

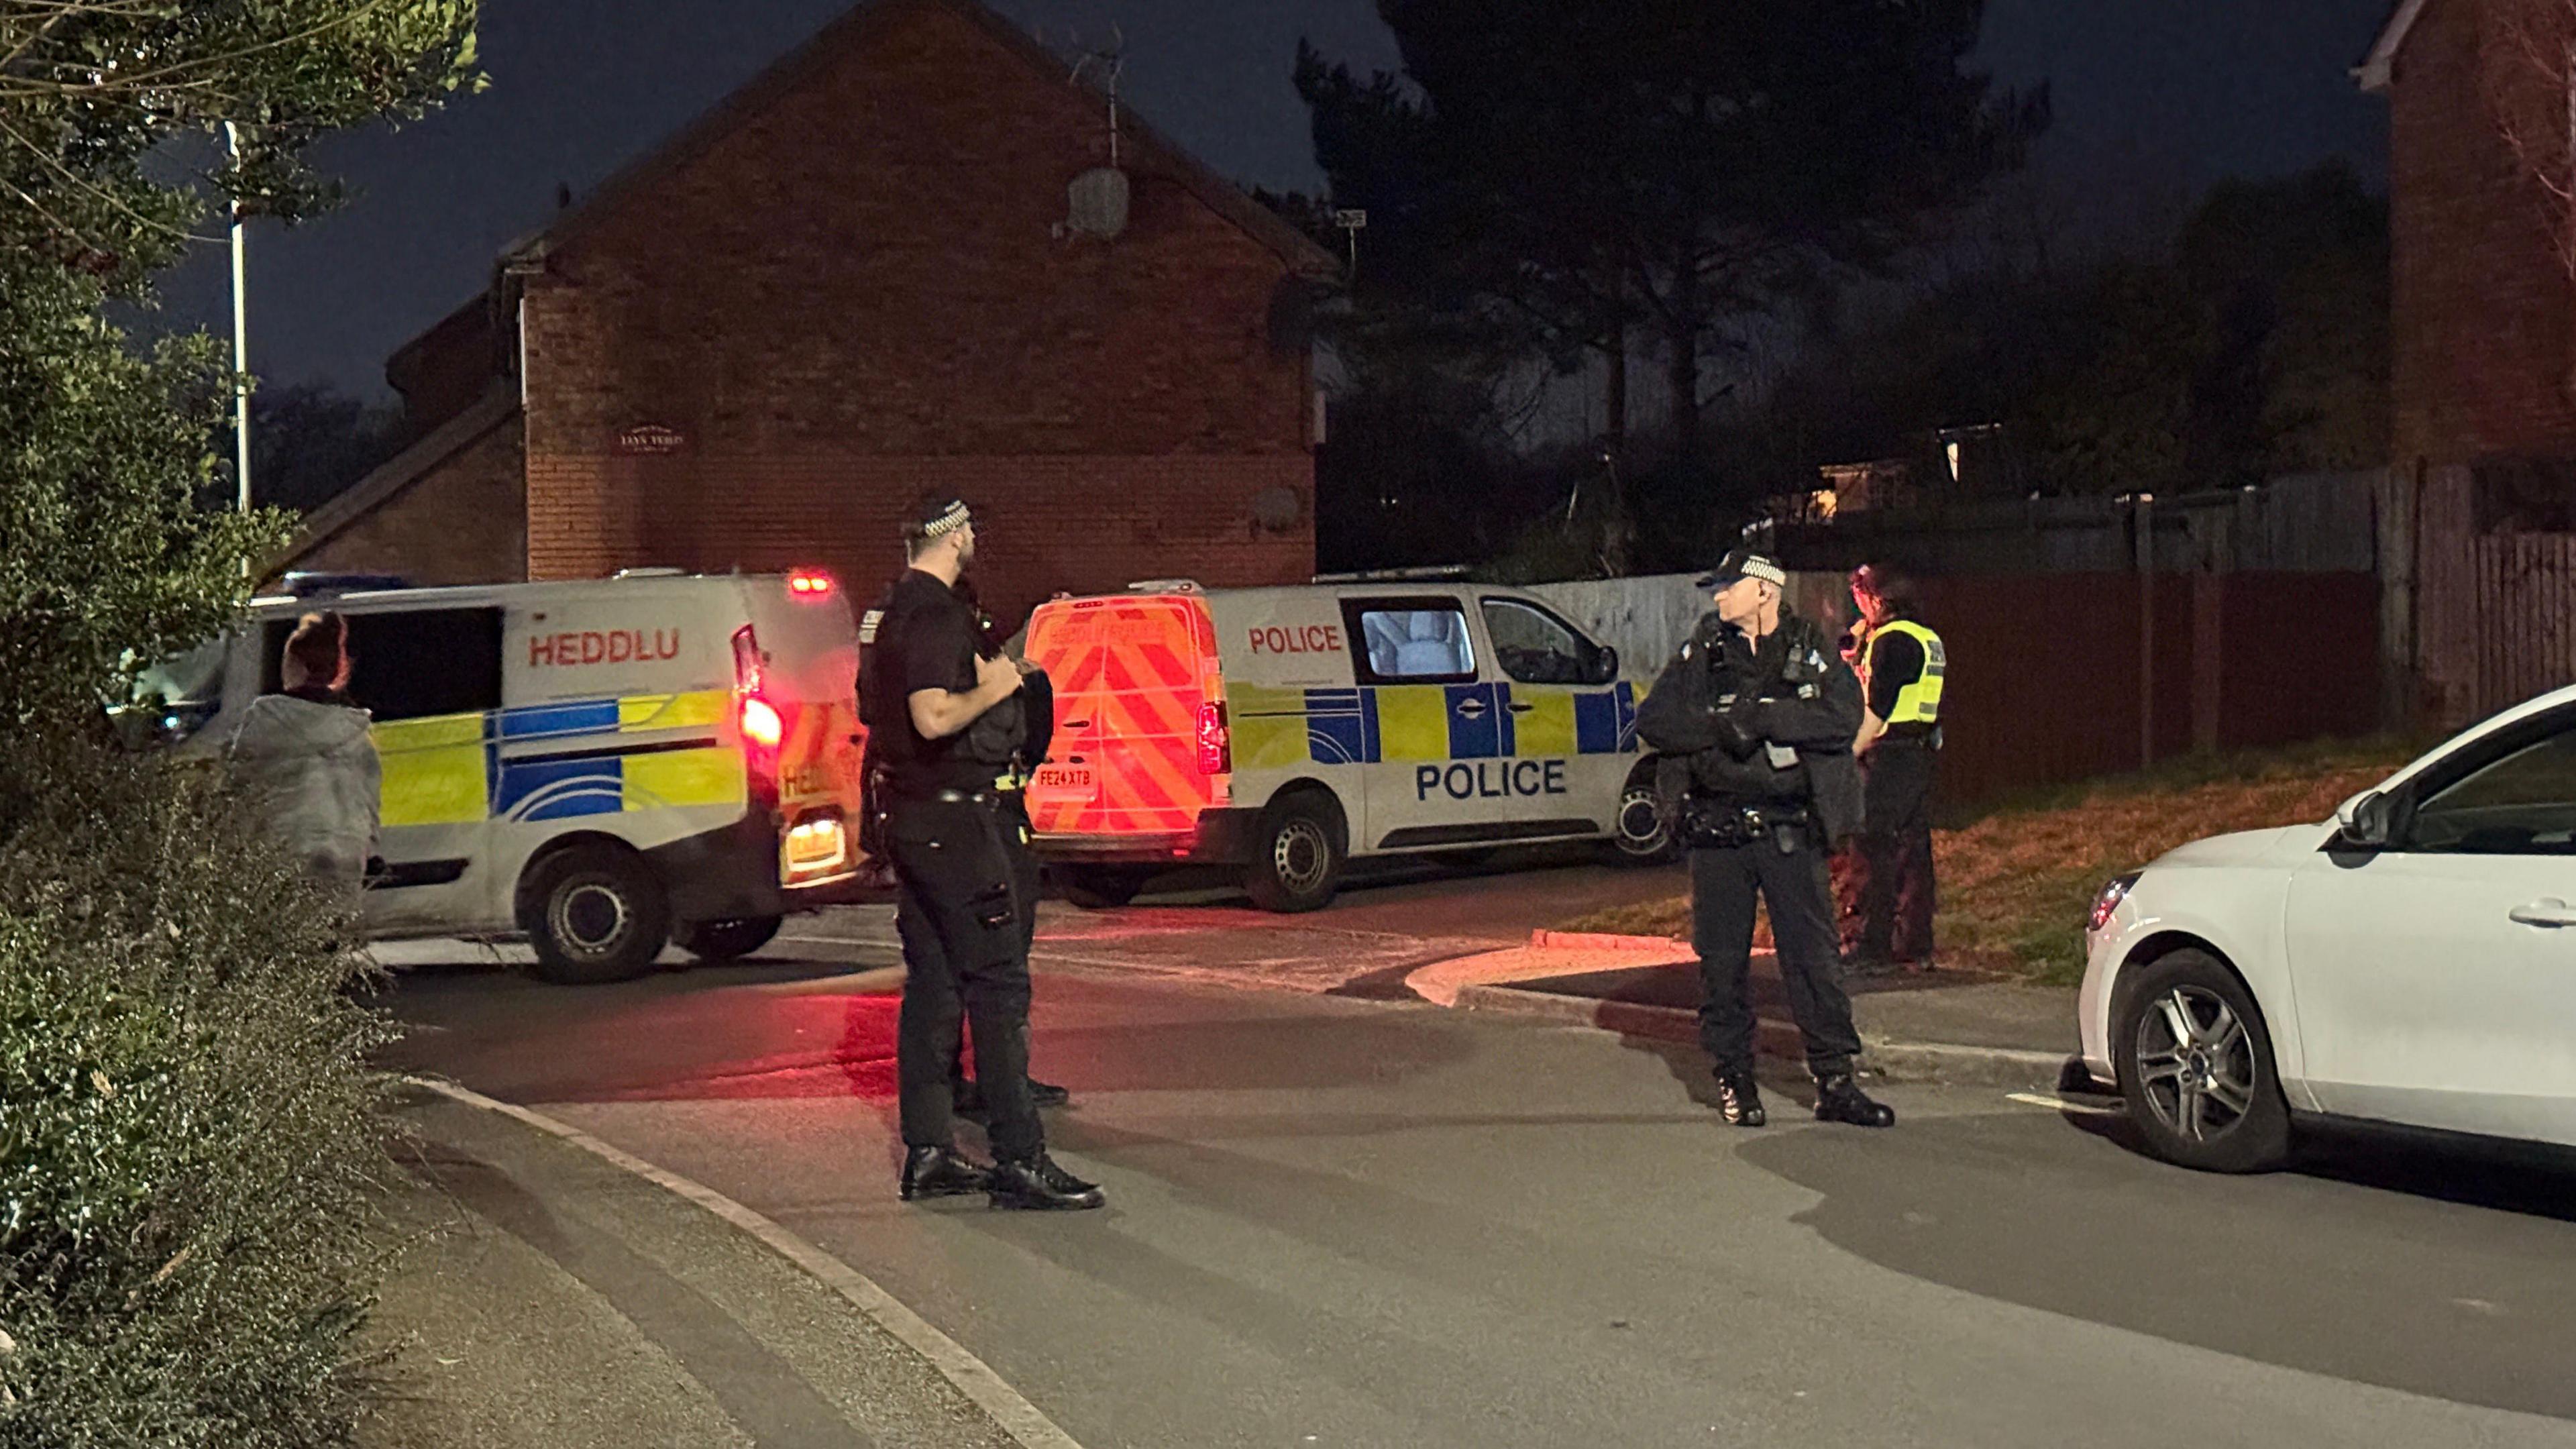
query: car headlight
[{"left": 2088, "top": 872, "right": 2142, "bottom": 934}]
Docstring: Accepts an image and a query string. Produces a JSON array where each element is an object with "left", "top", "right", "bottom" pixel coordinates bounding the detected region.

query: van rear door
[
  {"left": 739, "top": 572, "right": 864, "bottom": 882},
  {"left": 1024, "top": 592, "right": 1222, "bottom": 840}
]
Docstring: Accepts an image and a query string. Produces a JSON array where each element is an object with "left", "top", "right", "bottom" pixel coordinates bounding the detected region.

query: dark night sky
[{"left": 154, "top": 0, "right": 2394, "bottom": 402}]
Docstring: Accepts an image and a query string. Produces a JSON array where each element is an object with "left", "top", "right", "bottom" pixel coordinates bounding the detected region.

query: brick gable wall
[
  {"left": 513, "top": 0, "right": 1318, "bottom": 623},
  {"left": 293, "top": 416, "right": 526, "bottom": 585},
  {"left": 2390, "top": 0, "right": 2576, "bottom": 466}
]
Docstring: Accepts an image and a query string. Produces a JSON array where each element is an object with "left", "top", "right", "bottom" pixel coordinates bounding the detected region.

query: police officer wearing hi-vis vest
[
  {"left": 1638, "top": 548, "right": 1894, "bottom": 1130},
  {"left": 1845, "top": 564, "right": 1944, "bottom": 975},
  {"left": 859, "top": 497, "right": 1104, "bottom": 1211}
]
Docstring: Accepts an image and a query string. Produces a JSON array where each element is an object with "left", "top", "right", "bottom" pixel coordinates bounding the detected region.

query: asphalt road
[{"left": 383, "top": 856, "right": 2576, "bottom": 1448}]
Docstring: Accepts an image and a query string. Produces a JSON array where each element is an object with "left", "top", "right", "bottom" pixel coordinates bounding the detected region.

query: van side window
[
  {"left": 265, "top": 608, "right": 504, "bottom": 721},
  {"left": 1480, "top": 598, "right": 1602, "bottom": 686},
  {"left": 1342, "top": 599, "right": 1477, "bottom": 684}
]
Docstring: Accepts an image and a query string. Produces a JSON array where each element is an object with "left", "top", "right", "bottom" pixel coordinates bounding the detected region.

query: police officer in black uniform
[
  {"left": 859, "top": 497, "right": 1104, "bottom": 1210},
  {"left": 1638, "top": 547, "right": 1896, "bottom": 1130}
]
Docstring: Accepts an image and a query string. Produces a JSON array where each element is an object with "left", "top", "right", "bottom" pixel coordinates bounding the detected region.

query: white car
[{"left": 2078, "top": 683, "right": 2576, "bottom": 1172}]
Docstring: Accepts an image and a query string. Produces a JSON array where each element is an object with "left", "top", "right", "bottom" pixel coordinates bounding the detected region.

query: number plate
[{"left": 1031, "top": 764, "right": 1094, "bottom": 797}]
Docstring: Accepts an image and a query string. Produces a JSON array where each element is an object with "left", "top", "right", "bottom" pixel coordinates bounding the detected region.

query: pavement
[
  {"left": 1409, "top": 930, "right": 2080, "bottom": 1089},
  {"left": 361, "top": 1086, "right": 1030, "bottom": 1449},
  {"left": 365, "top": 860, "right": 2576, "bottom": 1448}
]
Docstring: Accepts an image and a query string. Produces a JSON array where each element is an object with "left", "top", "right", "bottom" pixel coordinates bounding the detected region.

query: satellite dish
[
  {"left": 1252, "top": 486, "right": 1304, "bottom": 531},
  {"left": 1067, "top": 167, "right": 1130, "bottom": 239}
]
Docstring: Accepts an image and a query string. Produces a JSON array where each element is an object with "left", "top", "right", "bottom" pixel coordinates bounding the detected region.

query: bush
[{"left": 0, "top": 739, "right": 392, "bottom": 1448}]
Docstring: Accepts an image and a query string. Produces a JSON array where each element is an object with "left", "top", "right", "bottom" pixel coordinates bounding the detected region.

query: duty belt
[{"left": 1682, "top": 798, "right": 1814, "bottom": 851}]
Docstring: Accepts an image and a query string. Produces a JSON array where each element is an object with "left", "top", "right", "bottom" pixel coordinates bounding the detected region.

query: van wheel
[
  {"left": 1056, "top": 865, "right": 1148, "bottom": 910},
  {"left": 1607, "top": 761, "right": 1679, "bottom": 865},
  {"left": 524, "top": 845, "right": 671, "bottom": 985},
  {"left": 1245, "top": 792, "right": 1345, "bottom": 913},
  {"left": 677, "top": 914, "right": 782, "bottom": 963}
]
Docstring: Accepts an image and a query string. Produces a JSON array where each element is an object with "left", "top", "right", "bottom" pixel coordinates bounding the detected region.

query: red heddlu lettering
[
  {"left": 529, "top": 629, "right": 681, "bottom": 667},
  {"left": 1248, "top": 624, "right": 1342, "bottom": 656}
]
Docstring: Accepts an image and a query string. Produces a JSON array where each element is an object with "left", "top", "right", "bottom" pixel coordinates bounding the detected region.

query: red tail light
[
  {"left": 1196, "top": 700, "right": 1230, "bottom": 775},
  {"left": 732, "top": 625, "right": 783, "bottom": 761},
  {"left": 788, "top": 568, "right": 836, "bottom": 600}
]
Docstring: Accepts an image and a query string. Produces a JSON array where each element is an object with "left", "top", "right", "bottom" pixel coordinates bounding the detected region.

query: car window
[
  {"left": 264, "top": 608, "right": 504, "bottom": 722},
  {"left": 1344, "top": 600, "right": 1477, "bottom": 684},
  {"left": 1480, "top": 598, "right": 1597, "bottom": 686},
  {"left": 119, "top": 635, "right": 231, "bottom": 746},
  {"left": 2407, "top": 723, "right": 2576, "bottom": 855}
]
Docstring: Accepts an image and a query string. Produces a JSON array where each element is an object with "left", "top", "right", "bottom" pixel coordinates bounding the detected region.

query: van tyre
[
  {"left": 1056, "top": 865, "right": 1148, "bottom": 910},
  {"left": 1607, "top": 761, "right": 1679, "bottom": 866},
  {"left": 525, "top": 845, "right": 671, "bottom": 985},
  {"left": 2112, "top": 948, "right": 2292, "bottom": 1173},
  {"left": 677, "top": 914, "right": 782, "bottom": 963},
  {"left": 1245, "top": 792, "right": 1345, "bottom": 914}
]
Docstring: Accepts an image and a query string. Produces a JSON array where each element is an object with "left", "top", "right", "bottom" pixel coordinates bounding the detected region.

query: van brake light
[
  {"left": 1196, "top": 700, "right": 1230, "bottom": 775},
  {"left": 733, "top": 625, "right": 784, "bottom": 755},
  {"left": 788, "top": 568, "right": 836, "bottom": 600}
]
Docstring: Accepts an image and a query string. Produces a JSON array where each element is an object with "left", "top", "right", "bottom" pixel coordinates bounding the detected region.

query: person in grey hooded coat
[{"left": 222, "top": 611, "right": 380, "bottom": 892}]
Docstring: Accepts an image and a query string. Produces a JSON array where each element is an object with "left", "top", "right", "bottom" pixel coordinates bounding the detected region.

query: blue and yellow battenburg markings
[
  {"left": 1228, "top": 682, "right": 1637, "bottom": 769},
  {"left": 373, "top": 690, "right": 743, "bottom": 826}
]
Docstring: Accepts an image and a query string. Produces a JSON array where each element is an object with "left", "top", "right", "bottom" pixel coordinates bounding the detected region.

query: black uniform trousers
[
  {"left": 948, "top": 790, "right": 1042, "bottom": 1095},
  {"left": 1690, "top": 823, "right": 1864, "bottom": 1079},
  {"left": 1854, "top": 739, "right": 1938, "bottom": 964},
  {"left": 888, "top": 792, "right": 1043, "bottom": 1162}
]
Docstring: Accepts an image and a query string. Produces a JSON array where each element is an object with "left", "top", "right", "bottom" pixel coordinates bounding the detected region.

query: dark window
[
  {"left": 1480, "top": 598, "right": 1611, "bottom": 686},
  {"left": 263, "top": 607, "right": 504, "bottom": 722},
  {"left": 1342, "top": 596, "right": 1477, "bottom": 685},
  {"left": 2404, "top": 715, "right": 2576, "bottom": 855}
]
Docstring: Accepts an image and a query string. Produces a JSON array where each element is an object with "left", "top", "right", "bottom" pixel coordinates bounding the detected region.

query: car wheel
[
  {"left": 1244, "top": 791, "right": 1346, "bottom": 913},
  {"left": 676, "top": 914, "right": 783, "bottom": 963},
  {"left": 1056, "top": 865, "right": 1148, "bottom": 910},
  {"left": 524, "top": 845, "right": 672, "bottom": 985},
  {"left": 2113, "top": 949, "right": 2292, "bottom": 1173},
  {"left": 1606, "top": 761, "right": 1678, "bottom": 866}
]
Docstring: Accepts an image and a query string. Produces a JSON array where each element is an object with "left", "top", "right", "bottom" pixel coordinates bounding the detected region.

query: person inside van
[{"left": 221, "top": 610, "right": 382, "bottom": 894}]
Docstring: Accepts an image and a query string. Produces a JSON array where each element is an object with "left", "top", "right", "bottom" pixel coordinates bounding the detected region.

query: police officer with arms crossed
[
  {"left": 859, "top": 497, "right": 1104, "bottom": 1210},
  {"left": 1639, "top": 547, "right": 1895, "bottom": 1130},
  {"left": 1845, "top": 564, "right": 1945, "bottom": 975}
]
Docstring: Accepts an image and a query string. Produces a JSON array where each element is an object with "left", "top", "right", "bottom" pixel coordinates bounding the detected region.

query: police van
[
  {"left": 138, "top": 570, "right": 866, "bottom": 983},
  {"left": 1020, "top": 576, "right": 1670, "bottom": 912}
]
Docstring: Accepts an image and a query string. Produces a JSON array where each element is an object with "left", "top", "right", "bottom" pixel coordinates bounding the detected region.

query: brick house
[
  {"left": 290, "top": 0, "right": 1337, "bottom": 631},
  {"left": 2361, "top": 0, "right": 2576, "bottom": 724}
]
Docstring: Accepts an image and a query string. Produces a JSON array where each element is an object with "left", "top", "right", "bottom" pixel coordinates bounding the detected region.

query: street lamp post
[{"left": 225, "top": 121, "right": 250, "bottom": 515}]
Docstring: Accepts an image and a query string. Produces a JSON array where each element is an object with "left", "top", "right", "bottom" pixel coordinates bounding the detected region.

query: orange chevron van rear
[{"left": 1023, "top": 589, "right": 1230, "bottom": 851}]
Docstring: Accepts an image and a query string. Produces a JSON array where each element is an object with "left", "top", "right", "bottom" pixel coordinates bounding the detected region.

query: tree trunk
[
  {"left": 1668, "top": 321, "right": 1701, "bottom": 476},
  {"left": 1599, "top": 315, "right": 1633, "bottom": 576}
]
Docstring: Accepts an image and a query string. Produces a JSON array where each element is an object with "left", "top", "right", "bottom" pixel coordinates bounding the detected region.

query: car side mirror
[
  {"left": 1587, "top": 644, "right": 1619, "bottom": 686},
  {"left": 2337, "top": 790, "right": 2395, "bottom": 849}
]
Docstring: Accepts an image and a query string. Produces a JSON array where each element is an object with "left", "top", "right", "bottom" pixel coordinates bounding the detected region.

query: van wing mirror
[
  {"left": 2337, "top": 790, "right": 2395, "bottom": 849},
  {"left": 1587, "top": 643, "right": 1619, "bottom": 686}
]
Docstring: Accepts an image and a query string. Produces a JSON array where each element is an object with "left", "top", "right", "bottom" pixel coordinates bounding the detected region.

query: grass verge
[{"left": 1566, "top": 736, "right": 2420, "bottom": 987}]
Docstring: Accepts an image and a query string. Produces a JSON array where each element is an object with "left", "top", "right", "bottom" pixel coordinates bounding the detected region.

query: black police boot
[
  {"left": 1813, "top": 1072, "right": 1896, "bottom": 1128},
  {"left": 900, "top": 1145, "right": 992, "bottom": 1201},
  {"left": 1713, "top": 1073, "right": 1767, "bottom": 1128},
  {"left": 988, "top": 1152, "right": 1106, "bottom": 1211},
  {"left": 955, "top": 1076, "right": 1072, "bottom": 1120}
]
